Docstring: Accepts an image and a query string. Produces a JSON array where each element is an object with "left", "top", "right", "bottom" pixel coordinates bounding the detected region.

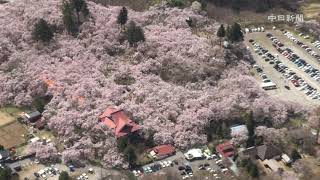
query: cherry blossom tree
[{"left": 0, "top": 0, "right": 308, "bottom": 167}]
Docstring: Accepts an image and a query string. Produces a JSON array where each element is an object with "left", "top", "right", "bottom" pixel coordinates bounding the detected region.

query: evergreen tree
[
  {"left": 145, "top": 132, "right": 155, "bottom": 147},
  {"left": 70, "top": 0, "right": 89, "bottom": 24},
  {"left": 226, "top": 22, "right": 243, "bottom": 42},
  {"left": 249, "top": 164, "right": 259, "bottom": 178},
  {"left": 126, "top": 21, "right": 145, "bottom": 47},
  {"left": 246, "top": 111, "right": 255, "bottom": 137},
  {"left": 58, "top": 171, "right": 71, "bottom": 180},
  {"left": 217, "top": 24, "right": 226, "bottom": 45},
  {"left": 62, "top": 0, "right": 78, "bottom": 36},
  {"left": 32, "top": 19, "right": 54, "bottom": 42},
  {"left": 221, "top": 122, "right": 229, "bottom": 138},
  {"left": 117, "top": 7, "right": 128, "bottom": 30},
  {"left": 123, "top": 146, "right": 137, "bottom": 165},
  {"left": 215, "top": 123, "right": 222, "bottom": 137},
  {"left": 117, "top": 136, "right": 128, "bottom": 152},
  {"left": 226, "top": 25, "right": 232, "bottom": 41},
  {"left": 232, "top": 22, "right": 243, "bottom": 41},
  {"left": 0, "top": 167, "right": 11, "bottom": 180},
  {"left": 0, "top": 144, "right": 4, "bottom": 151},
  {"left": 246, "top": 111, "right": 255, "bottom": 147},
  {"left": 231, "top": 22, "right": 243, "bottom": 42},
  {"left": 291, "top": 149, "right": 302, "bottom": 162}
]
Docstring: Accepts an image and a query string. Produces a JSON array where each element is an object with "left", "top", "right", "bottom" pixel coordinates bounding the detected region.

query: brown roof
[
  {"left": 99, "top": 107, "right": 140, "bottom": 138},
  {"left": 256, "top": 145, "right": 282, "bottom": 160},
  {"left": 152, "top": 144, "right": 175, "bottom": 156}
]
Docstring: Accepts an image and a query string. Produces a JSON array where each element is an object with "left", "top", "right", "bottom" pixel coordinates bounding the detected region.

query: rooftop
[
  {"left": 184, "top": 149, "right": 203, "bottom": 160},
  {"left": 256, "top": 144, "right": 282, "bottom": 160},
  {"left": 99, "top": 107, "right": 140, "bottom": 138},
  {"left": 152, "top": 144, "right": 175, "bottom": 156},
  {"left": 216, "top": 141, "right": 235, "bottom": 158}
]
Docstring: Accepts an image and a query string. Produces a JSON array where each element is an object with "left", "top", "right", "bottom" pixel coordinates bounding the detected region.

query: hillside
[{"left": 0, "top": 0, "right": 305, "bottom": 167}]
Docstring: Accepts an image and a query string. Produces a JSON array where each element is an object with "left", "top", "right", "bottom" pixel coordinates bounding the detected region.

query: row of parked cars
[
  {"left": 34, "top": 165, "right": 60, "bottom": 179},
  {"left": 250, "top": 40, "right": 277, "bottom": 85},
  {"left": 312, "top": 40, "right": 320, "bottom": 51},
  {"left": 134, "top": 160, "right": 174, "bottom": 177},
  {"left": 178, "top": 164, "right": 194, "bottom": 179},
  {"left": 283, "top": 31, "right": 320, "bottom": 61},
  {"left": 265, "top": 34, "right": 320, "bottom": 99},
  {"left": 76, "top": 173, "right": 89, "bottom": 180}
]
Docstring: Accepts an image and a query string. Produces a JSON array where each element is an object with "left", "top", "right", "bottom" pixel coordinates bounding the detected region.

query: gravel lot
[
  {"left": 286, "top": 31, "right": 320, "bottom": 55},
  {"left": 18, "top": 159, "right": 121, "bottom": 180},
  {"left": 245, "top": 31, "right": 320, "bottom": 106},
  {"left": 140, "top": 151, "right": 236, "bottom": 180}
]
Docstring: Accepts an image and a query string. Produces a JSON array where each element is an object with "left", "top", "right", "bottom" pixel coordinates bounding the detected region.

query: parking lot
[
  {"left": 245, "top": 30, "right": 320, "bottom": 106},
  {"left": 18, "top": 159, "right": 110, "bottom": 180},
  {"left": 137, "top": 151, "right": 236, "bottom": 180}
]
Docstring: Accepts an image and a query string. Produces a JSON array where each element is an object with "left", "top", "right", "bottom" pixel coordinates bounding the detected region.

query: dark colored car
[{"left": 34, "top": 173, "right": 40, "bottom": 177}]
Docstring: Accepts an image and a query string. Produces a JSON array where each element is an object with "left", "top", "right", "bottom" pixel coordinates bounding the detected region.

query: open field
[
  {"left": 0, "top": 121, "right": 28, "bottom": 149},
  {"left": 245, "top": 30, "right": 320, "bottom": 106},
  {"left": 0, "top": 106, "right": 25, "bottom": 126},
  {"left": 0, "top": 111, "right": 15, "bottom": 126},
  {"left": 301, "top": 2, "right": 320, "bottom": 21},
  {"left": 90, "top": 0, "right": 162, "bottom": 11}
]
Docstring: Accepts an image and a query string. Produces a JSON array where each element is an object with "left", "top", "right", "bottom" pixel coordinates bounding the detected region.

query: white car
[
  {"left": 159, "top": 162, "right": 165, "bottom": 168},
  {"left": 221, "top": 168, "right": 228, "bottom": 173},
  {"left": 216, "top": 160, "right": 222, "bottom": 164}
]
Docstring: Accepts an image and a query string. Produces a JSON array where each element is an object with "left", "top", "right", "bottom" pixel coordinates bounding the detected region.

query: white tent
[{"left": 184, "top": 149, "right": 204, "bottom": 160}]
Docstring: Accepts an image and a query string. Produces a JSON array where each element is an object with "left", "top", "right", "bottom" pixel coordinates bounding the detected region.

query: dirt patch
[
  {"left": 204, "top": 2, "right": 291, "bottom": 25},
  {"left": 90, "top": 0, "right": 162, "bottom": 11},
  {"left": 302, "top": 3, "right": 320, "bottom": 21},
  {"left": 0, "top": 121, "right": 28, "bottom": 149},
  {"left": 0, "top": 111, "right": 15, "bottom": 126},
  {"left": 0, "top": 106, "right": 24, "bottom": 126}
]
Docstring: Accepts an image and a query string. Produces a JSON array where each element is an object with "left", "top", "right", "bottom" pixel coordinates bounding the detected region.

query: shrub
[
  {"left": 291, "top": 149, "right": 302, "bottom": 162},
  {"left": 0, "top": 166, "right": 12, "bottom": 180},
  {"left": 167, "top": 0, "right": 184, "bottom": 7},
  {"left": 126, "top": 21, "right": 145, "bottom": 47},
  {"left": 114, "top": 74, "right": 136, "bottom": 85},
  {"left": 59, "top": 171, "right": 71, "bottom": 180},
  {"left": 32, "top": 19, "right": 54, "bottom": 42}
]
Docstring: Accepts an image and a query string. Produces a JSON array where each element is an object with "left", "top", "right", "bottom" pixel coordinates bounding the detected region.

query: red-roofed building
[
  {"left": 216, "top": 141, "right": 234, "bottom": 158},
  {"left": 149, "top": 145, "right": 176, "bottom": 159},
  {"left": 99, "top": 107, "right": 140, "bottom": 138}
]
